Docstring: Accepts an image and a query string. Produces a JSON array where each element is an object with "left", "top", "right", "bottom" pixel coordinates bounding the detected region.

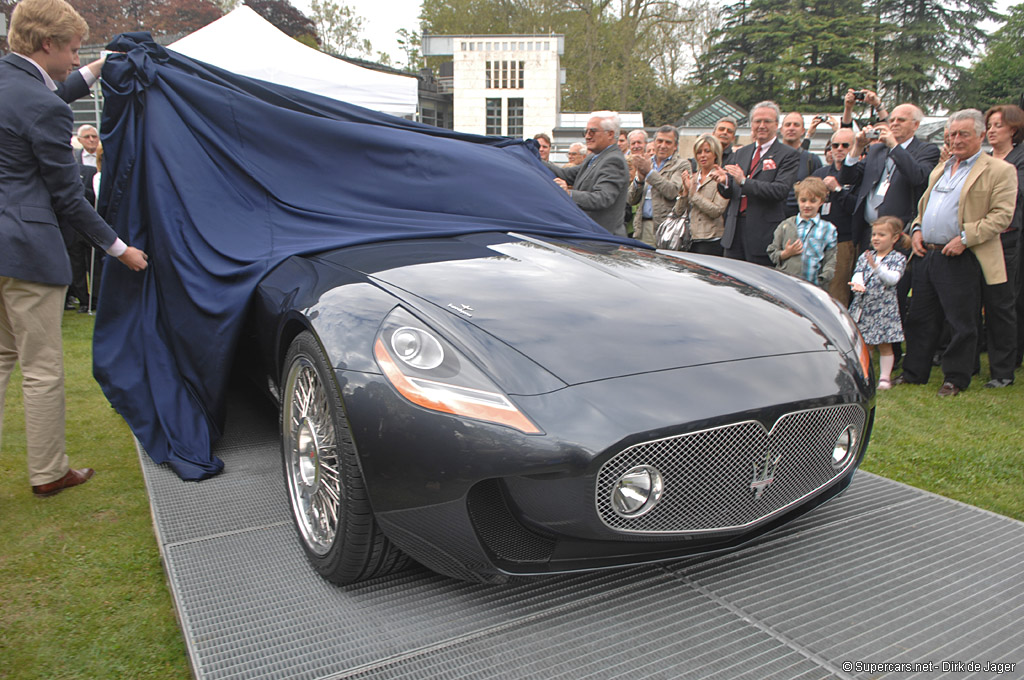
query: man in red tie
[{"left": 716, "top": 101, "right": 800, "bottom": 266}]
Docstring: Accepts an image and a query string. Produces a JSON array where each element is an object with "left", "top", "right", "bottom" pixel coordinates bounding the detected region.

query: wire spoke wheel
[
  {"left": 283, "top": 357, "right": 341, "bottom": 555},
  {"left": 281, "top": 331, "right": 409, "bottom": 585}
]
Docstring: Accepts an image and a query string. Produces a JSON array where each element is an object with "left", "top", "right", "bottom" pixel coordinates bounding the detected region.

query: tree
[
  {"left": 396, "top": 28, "right": 424, "bottom": 72},
  {"left": 244, "top": 0, "right": 318, "bottom": 45},
  {"left": 950, "top": 3, "right": 1024, "bottom": 110},
  {"left": 701, "top": 0, "right": 873, "bottom": 110},
  {"left": 869, "top": 0, "right": 1001, "bottom": 108},
  {"left": 63, "top": 0, "right": 222, "bottom": 45},
  {"left": 310, "top": 0, "right": 371, "bottom": 56}
]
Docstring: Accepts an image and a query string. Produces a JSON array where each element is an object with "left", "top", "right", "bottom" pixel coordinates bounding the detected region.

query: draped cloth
[{"left": 93, "top": 33, "right": 634, "bottom": 481}]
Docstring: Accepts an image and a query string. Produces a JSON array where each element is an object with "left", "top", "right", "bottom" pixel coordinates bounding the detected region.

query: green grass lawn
[
  {"left": 0, "top": 312, "right": 190, "bottom": 680},
  {"left": 1, "top": 313, "right": 1021, "bottom": 679}
]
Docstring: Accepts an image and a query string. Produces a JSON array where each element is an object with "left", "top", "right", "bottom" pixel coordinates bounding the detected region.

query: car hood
[{"left": 344, "top": 234, "right": 835, "bottom": 386}]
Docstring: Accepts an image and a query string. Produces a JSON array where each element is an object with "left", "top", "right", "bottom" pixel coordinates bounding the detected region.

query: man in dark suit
[
  {"left": 712, "top": 117, "right": 738, "bottom": 166},
  {"left": 781, "top": 112, "right": 823, "bottom": 218},
  {"left": 718, "top": 101, "right": 800, "bottom": 266},
  {"left": 67, "top": 124, "right": 101, "bottom": 311},
  {"left": 1, "top": 0, "right": 148, "bottom": 497},
  {"left": 546, "top": 111, "right": 630, "bottom": 236},
  {"left": 74, "top": 124, "right": 100, "bottom": 167},
  {"left": 840, "top": 103, "right": 940, "bottom": 365},
  {"left": 839, "top": 103, "right": 940, "bottom": 251}
]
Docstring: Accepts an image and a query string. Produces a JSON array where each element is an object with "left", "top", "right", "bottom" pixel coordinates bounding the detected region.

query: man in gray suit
[
  {"left": 545, "top": 111, "right": 631, "bottom": 236},
  {"left": 1, "top": 0, "right": 148, "bottom": 497}
]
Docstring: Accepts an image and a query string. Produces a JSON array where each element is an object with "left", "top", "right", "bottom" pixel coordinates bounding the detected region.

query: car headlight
[
  {"left": 847, "top": 317, "right": 872, "bottom": 382},
  {"left": 374, "top": 307, "right": 542, "bottom": 434}
]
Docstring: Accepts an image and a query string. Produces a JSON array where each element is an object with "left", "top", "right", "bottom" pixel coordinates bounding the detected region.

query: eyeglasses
[
  {"left": 81, "top": 134, "right": 99, "bottom": 139},
  {"left": 831, "top": 142, "right": 850, "bottom": 149},
  {"left": 584, "top": 127, "right": 604, "bottom": 136}
]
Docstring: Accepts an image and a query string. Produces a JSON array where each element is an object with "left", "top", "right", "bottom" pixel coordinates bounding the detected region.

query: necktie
[
  {"left": 869, "top": 156, "right": 895, "bottom": 210},
  {"left": 740, "top": 145, "right": 762, "bottom": 214}
]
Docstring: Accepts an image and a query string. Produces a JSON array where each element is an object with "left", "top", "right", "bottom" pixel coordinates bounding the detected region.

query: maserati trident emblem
[
  {"left": 447, "top": 303, "right": 474, "bottom": 317},
  {"left": 750, "top": 448, "right": 782, "bottom": 500}
]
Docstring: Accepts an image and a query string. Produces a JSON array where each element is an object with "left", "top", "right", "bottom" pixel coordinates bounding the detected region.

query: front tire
[{"left": 281, "top": 331, "right": 407, "bottom": 584}]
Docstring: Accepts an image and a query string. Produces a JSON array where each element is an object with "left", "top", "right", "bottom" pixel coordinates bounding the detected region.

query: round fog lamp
[
  {"left": 611, "top": 466, "right": 663, "bottom": 518},
  {"left": 832, "top": 426, "right": 858, "bottom": 469},
  {"left": 391, "top": 327, "right": 444, "bottom": 370}
]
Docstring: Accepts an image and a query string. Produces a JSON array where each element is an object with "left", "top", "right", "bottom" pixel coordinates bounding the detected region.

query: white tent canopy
[{"left": 169, "top": 7, "right": 418, "bottom": 117}]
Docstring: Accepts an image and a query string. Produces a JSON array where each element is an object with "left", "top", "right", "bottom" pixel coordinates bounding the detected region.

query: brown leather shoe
[
  {"left": 32, "top": 468, "right": 95, "bottom": 497},
  {"left": 937, "top": 382, "right": 962, "bottom": 397}
]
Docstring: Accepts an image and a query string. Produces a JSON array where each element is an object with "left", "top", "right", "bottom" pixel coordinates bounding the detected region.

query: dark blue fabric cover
[{"left": 93, "top": 33, "right": 635, "bottom": 481}]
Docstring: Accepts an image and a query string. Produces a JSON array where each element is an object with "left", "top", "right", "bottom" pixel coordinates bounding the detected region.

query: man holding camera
[
  {"left": 841, "top": 88, "right": 890, "bottom": 129},
  {"left": 839, "top": 99, "right": 940, "bottom": 251},
  {"left": 781, "top": 112, "right": 824, "bottom": 217}
]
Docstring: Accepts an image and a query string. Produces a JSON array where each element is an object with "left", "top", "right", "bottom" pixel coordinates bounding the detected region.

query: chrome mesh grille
[{"left": 596, "top": 404, "right": 866, "bottom": 534}]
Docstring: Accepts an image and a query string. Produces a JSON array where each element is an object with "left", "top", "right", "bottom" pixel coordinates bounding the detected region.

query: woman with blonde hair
[{"left": 672, "top": 133, "right": 729, "bottom": 255}]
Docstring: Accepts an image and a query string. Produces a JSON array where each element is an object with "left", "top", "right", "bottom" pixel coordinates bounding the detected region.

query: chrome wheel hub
[{"left": 297, "top": 417, "right": 319, "bottom": 487}]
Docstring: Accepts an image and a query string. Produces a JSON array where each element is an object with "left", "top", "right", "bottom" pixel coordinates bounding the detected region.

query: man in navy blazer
[
  {"left": 1, "top": 0, "right": 148, "bottom": 497},
  {"left": 546, "top": 111, "right": 631, "bottom": 236},
  {"left": 839, "top": 103, "right": 940, "bottom": 250},
  {"left": 718, "top": 101, "right": 800, "bottom": 267}
]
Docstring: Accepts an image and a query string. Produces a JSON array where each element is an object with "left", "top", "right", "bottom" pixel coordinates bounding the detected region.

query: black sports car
[{"left": 242, "top": 231, "right": 874, "bottom": 585}]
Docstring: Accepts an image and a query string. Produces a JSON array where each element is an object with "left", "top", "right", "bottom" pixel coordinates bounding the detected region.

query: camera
[
  {"left": 866, "top": 128, "right": 881, "bottom": 139},
  {"left": 814, "top": 115, "right": 829, "bottom": 124},
  {"left": 854, "top": 90, "right": 866, "bottom": 101}
]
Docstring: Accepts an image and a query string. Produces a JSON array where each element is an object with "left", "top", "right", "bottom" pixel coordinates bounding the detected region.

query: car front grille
[{"left": 596, "top": 404, "right": 866, "bottom": 534}]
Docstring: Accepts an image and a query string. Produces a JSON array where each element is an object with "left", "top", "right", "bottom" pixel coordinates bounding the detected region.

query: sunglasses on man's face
[{"left": 831, "top": 142, "right": 851, "bottom": 149}]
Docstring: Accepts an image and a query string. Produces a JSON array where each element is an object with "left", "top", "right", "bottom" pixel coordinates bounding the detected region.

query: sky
[{"left": 292, "top": 0, "right": 423, "bottom": 63}]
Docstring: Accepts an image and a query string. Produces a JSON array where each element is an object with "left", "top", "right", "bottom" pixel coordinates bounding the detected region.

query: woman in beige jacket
[{"left": 672, "top": 134, "right": 730, "bottom": 256}]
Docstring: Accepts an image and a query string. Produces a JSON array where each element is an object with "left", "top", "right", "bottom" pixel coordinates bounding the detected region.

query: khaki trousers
[
  {"left": 0, "top": 276, "right": 69, "bottom": 486},
  {"left": 829, "top": 241, "right": 856, "bottom": 307},
  {"left": 637, "top": 218, "right": 657, "bottom": 247}
]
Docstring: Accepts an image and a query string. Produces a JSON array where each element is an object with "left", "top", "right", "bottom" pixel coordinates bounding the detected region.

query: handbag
[{"left": 655, "top": 210, "right": 692, "bottom": 251}]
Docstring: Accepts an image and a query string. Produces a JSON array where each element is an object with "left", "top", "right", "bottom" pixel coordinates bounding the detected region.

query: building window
[
  {"left": 485, "top": 61, "right": 525, "bottom": 90},
  {"left": 486, "top": 98, "right": 502, "bottom": 135},
  {"left": 507, "top": 98, "right": 524, "bottom": 138},
  {"left": 421, "top": 107, "right": 436, "bottom": 127}
]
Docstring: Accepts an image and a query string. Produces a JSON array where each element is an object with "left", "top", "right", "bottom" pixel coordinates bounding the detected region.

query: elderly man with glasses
[
  {"left": 545, "top": 111, "right": 630, "bottom": 236},
  {"left": 895, "top": 109, "right": 1018, "bottom": 396}
]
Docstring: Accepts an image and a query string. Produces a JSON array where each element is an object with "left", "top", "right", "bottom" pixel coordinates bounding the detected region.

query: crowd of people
[{"left": 542, "top": 97, "right": 1024, "bottom": 396}]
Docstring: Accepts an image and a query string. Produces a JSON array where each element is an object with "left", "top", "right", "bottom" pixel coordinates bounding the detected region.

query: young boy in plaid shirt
[{"left": 767, "top": 176, "right": 838, "bottom": 289}]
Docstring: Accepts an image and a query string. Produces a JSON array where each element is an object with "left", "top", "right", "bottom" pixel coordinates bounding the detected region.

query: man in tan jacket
[
  {"left": 627, "top": 125, "right": 688, "bottom": 246},
  {"left": 895, "top": 109, "right": 1018, "bottom": 396}
]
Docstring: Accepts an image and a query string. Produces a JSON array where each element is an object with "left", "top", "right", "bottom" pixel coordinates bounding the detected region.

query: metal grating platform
[{"left": 139, "top": 389, "right": 1024, "bottom": 679}]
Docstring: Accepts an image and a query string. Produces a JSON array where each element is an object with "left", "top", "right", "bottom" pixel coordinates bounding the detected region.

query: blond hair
[
  {"left": 8, "top": 0, "right": 88, "bottom": 54},
  {"left": 793, "top": 176, "right": 829, "bottom": 202}
]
